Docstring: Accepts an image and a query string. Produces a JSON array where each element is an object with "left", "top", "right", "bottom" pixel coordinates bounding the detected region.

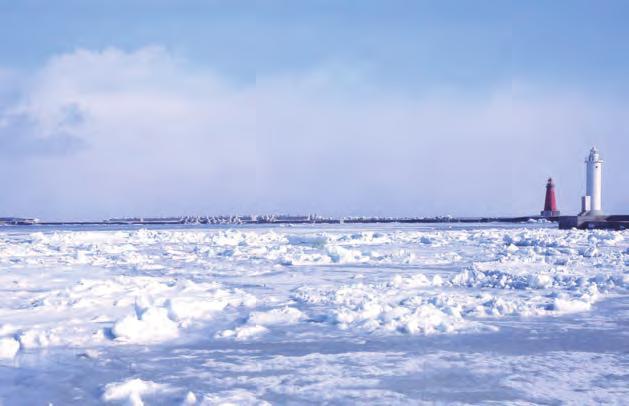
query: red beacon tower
[{"left": 541, "top": 178, "right": 560, "bottom": 217}]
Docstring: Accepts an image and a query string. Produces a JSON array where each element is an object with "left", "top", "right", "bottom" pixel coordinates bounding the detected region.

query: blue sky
[
  {"left": 3, "top": 1, "right": 629, "bottom": 87},
  {"left": 0, "top": 1, "right": 627, "bottom": 219}
]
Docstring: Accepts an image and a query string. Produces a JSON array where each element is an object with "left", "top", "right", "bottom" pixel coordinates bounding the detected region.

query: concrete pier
[{"left": 559, "top": 215, "right": 629, "bottom": 230}]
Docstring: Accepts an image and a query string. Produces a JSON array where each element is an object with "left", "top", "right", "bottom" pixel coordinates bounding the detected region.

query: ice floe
[
  {"left": 0, "top": 223, "right": 626, "bottom": 403},
  {"left": 102, "top": 378, "right": 174, "bottom": 405}
]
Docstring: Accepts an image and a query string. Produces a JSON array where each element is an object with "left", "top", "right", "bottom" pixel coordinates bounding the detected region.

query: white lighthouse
[{"left": 580, "top": 147, "right": 604, "bottom": 216}]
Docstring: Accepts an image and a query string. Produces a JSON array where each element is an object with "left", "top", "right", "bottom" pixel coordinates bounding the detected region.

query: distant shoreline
[{"left": 0, "top": 215, "right": 554, "bottom": 226}]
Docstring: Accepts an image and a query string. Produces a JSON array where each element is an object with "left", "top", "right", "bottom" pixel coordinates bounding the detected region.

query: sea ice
[
  {"left": 102, "top": 378, "right": 173, "bottom": 405},
  {"left": 0, "top": 223, "right": 626, "bottom": 404},
  {"left": 112, "top": 306, "right": 180, "bottom": 344}
]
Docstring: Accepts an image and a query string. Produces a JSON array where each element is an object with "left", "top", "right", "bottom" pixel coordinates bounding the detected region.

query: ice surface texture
[{"left": 0, "top": 224, "right": 627, "bottom": 404}]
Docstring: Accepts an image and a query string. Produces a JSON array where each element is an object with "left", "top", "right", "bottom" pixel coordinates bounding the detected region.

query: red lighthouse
[{"left": 541, "top": 178, "right": 560, "bottom": 217}]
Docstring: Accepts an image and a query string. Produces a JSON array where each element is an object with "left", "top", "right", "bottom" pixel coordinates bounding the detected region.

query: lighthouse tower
[
  {"left": 580, "top": 147, "right": 604, "bottom": 216},
  {"left": 540, "top": 178, "right": 560, "bottom": 217}
]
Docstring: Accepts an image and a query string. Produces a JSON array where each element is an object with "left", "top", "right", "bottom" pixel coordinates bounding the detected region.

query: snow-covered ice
[{"left": 0, "top": 223, "right": 627, "bottom": 404}]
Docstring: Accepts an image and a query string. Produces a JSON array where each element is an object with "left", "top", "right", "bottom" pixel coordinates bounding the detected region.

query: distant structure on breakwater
[
  {"left": 559, "top": 147, "right": 628, "bottom": 230},
  {"left": 540, "top": 178, "right": 560, "bottom": 217},
  {"left": 0, "top": 217, "right": 39, "bottom": 225},
  {"left": 580, "top": 147, "right": 604, "bottom": 216}
]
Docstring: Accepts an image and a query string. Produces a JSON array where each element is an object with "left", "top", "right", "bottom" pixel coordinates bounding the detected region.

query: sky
[{"left": 0, "top": 0, "right": 627, "bottom": 220}]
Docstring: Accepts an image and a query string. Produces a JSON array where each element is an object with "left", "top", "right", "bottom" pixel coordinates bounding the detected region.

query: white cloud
[{"left": 0, "top": 47, "right": 626, "bottom": 219}]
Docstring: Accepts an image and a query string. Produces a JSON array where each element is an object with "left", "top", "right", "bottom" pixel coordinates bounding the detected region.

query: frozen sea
[{"left": 0, "top": 222, "right": 627, "bottom": 405}]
